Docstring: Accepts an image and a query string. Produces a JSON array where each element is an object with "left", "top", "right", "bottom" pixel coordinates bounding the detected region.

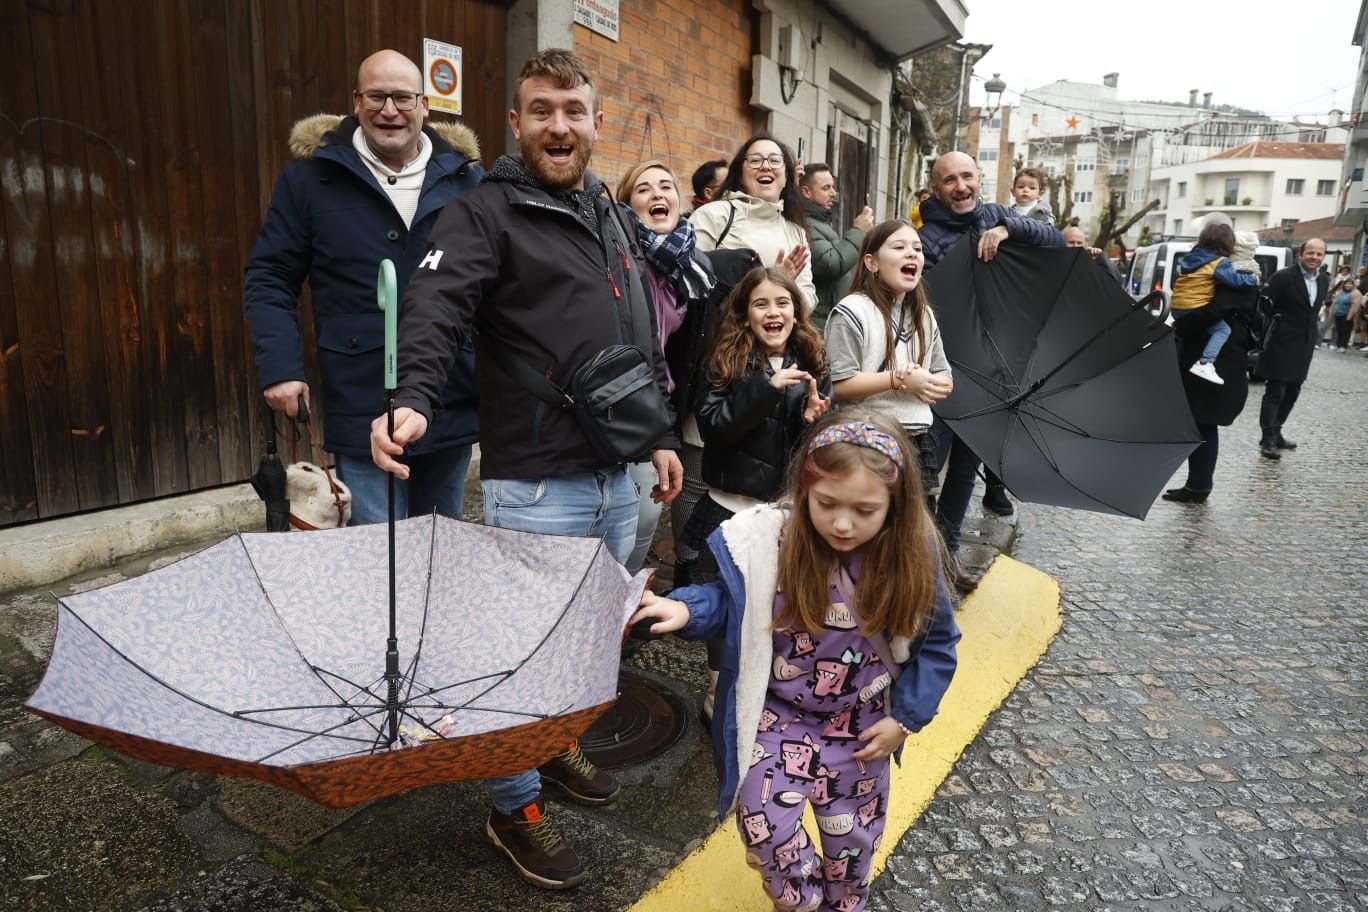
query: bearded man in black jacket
[{"left": 370, "top": 48, "right": 682, "bottom": 892}]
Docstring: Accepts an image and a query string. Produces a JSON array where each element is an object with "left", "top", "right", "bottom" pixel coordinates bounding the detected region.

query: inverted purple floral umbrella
[{"left": 26, "top": 515, "right": 648, "bottom": 808}]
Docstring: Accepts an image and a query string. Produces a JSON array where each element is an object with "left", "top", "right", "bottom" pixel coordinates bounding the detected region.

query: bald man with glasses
[{"left": 245, "top": 49, "right": 485, "bottom": 526}]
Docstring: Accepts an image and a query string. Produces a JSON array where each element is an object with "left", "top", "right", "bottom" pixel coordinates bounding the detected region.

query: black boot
[
  {"left": 1275, "top": 433, "right": 1297, "bottom": 450},
  {"left": 1259, "top": 430, "right": 1281, "bottom": 460}
]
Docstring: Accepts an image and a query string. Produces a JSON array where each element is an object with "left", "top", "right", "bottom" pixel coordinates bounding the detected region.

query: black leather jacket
[{"left": 696, "top": 346, "right": 832, "bottom": 500}]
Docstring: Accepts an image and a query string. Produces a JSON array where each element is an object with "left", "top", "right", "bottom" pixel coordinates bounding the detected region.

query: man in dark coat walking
[
  {"left": 245, "top": 49, "right": 482, "bottom": 524},
  {"left": 919, "top": 151, "right": 1064, "bottom": 573},
  {"left": 1256, "top": 239, "right": 1328, "bottom": 459}
]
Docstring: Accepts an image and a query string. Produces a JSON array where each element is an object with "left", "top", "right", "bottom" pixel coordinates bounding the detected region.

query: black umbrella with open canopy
[{"left": 928, "top": 236, "right": 1201, "bottom": 520}]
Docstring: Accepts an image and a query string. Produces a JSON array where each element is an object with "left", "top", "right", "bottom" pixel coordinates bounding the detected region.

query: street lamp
[{"left": 984, "top": 73, "right": 1006, "bottom": 122}]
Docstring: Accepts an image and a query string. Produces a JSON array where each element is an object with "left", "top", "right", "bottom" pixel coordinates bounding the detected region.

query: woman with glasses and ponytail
[{"left": 691, "top": 134, "right": 817, "bottom": 315}]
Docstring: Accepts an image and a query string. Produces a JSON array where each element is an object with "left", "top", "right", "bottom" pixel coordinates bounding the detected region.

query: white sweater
[
  {"left": 825, "top": 291, "right": 951, "bottom": 431},
  {"left": 691, "top": 192, "right": 817, "bottom": 314}
]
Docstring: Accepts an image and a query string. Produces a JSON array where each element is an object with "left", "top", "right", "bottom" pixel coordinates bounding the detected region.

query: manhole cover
[{"left": 579, "top": 668, "right": 687, "bottom": 768}]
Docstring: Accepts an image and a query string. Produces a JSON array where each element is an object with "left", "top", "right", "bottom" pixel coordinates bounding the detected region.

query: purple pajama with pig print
[{"left": 735, "top": 586, "right": 893, "bottom": 911}]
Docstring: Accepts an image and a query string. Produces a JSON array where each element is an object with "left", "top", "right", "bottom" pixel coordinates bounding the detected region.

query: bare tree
[{"left": 1046, "top": 170, "right": 1074, "bottom": 229}]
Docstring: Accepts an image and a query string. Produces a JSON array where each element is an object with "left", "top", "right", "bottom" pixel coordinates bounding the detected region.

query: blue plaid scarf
[{"left": 626, "top": 208, "right": 715, "bottom": 301}]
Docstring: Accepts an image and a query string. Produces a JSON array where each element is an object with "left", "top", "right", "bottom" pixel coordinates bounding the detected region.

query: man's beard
[{"left": 522, "top": 139, "right": 592, "bottom": 191}]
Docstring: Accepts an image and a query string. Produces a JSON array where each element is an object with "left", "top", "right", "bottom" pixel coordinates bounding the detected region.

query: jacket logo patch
[{"left": 420, "top": 248, "right": 444, "bottom": 270}]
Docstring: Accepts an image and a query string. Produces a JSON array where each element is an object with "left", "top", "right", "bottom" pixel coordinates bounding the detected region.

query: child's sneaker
[
  {"left": 1188, "top": 360, "right": 1224, "bottom": 384},
  {"left": 486, "top": 797, "right": 586, "bottom": 889}
]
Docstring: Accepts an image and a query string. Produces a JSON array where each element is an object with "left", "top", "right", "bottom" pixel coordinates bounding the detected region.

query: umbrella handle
[
  {"left": 295, "top": 394, "right": 311, "bottom": 425},
  {"left": 260, "top": 399, "right": 278, "bottom": 455},
  {"left": 378, "top": 259, "right": 398, "bottom": 392}
]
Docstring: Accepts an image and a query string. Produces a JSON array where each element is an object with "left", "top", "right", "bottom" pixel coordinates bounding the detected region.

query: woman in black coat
[{"left": 1162, "top": 283, "right": 1260, "bottom": 503}]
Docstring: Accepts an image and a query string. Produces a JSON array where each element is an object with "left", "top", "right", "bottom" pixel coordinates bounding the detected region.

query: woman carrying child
[
  {"left": 677, "top": 265, "right": 831, "bottom": 723},
  {"left": 1171, "top": 223, "right": 1259, "bottom": 385},
  {"left": 824, "top": 220, "right": 952, "bottom": 510},
  {"left": 633, "top": 409, "right": 960, "bottom": 912}
]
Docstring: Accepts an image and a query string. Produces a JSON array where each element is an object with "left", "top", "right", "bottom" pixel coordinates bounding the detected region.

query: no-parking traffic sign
[{"left": 423, "top": 38, "right": 462, "bottom": 115}]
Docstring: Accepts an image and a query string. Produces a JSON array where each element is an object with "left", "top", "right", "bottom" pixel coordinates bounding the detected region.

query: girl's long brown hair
[
  {"left": 707, "top": 266, "right": 826, "bottom": 388},
  {"left": 846, "top": 219, "right": 933, "bottom": 369},
  {"left": 774, "top": 408, "right": 944, "bottom": 640}
]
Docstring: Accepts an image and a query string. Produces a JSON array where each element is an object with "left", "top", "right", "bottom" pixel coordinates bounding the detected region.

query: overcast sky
[{"left": 962, "top": 0, "right": 1363, "bottom": 121}]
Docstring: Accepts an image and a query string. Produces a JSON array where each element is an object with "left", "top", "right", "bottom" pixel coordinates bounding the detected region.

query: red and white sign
[{"left": 423, "top": 38, "right": 463, "bottom": 116}]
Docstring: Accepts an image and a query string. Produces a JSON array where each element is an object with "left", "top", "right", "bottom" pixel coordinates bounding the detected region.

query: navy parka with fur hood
[{"left": 245, "top": 114, "right": 483, "bottom": 458}]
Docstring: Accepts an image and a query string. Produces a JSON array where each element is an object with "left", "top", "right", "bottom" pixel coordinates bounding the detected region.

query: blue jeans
[
  {"left": 480, "top": 467, "right": 638, "bottom": 812},
  {"left": 625, "top": 461, "right": 664, "bottom": 573},
  {"left": 1200, "top": 319, "right": 1232, "bottom": 364},
  {"left": 335, "top": 446, "right": 472, "bottom": 525}
]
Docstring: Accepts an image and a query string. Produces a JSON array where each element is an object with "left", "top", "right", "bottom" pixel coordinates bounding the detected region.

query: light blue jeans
[
  {"left": 335, "top": 445, "right": 473, "bottom": 525},
  {"left": 480, "top": 467, "right": 638, "bottom": 813},
  {"left": 1200, "top": 319, "right": 1232, "bottom": 364},
  {"left": 625, "top": 461, "right": 664, "bottom": 573}
]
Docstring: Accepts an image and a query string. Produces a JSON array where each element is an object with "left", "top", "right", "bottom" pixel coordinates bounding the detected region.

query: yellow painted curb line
[{"left": 628, "top": 555, "right": 1061, "bottom": 912}]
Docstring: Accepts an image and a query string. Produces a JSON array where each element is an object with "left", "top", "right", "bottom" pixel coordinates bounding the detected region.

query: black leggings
[{"left": 1334, "top": 315, "right": 1353, "bottom": 348}]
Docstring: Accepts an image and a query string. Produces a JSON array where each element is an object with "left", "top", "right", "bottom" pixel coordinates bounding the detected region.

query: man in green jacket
[{"left": 800, "top": 163, "right": 874, "bottom": 324}]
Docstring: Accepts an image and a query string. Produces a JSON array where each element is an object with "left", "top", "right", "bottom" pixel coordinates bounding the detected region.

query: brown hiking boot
[
  {"left": 485, "top": 797, "right": 586, "bottom": 890},
  {"left": 538, "top": 741, "right": 621, "bottom": 805}
]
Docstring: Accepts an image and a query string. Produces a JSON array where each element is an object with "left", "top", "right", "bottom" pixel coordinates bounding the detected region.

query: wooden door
[{"left": 0, "top": 0, "right": 506, "bottom": 526}]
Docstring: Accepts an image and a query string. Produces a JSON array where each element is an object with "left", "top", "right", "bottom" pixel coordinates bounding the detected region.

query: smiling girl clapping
[{"left": 825, "top": 220, "right": 952, "bottom": 509}]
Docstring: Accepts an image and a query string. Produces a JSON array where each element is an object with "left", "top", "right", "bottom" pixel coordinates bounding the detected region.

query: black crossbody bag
[{"left": 495, "top": 201, "right": 671, "bottom": 464}]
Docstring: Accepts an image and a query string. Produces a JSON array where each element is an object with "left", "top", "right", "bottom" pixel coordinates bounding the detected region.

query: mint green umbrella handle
[{"left": 377, "top": 259, "right": 398, "bottom": 391}]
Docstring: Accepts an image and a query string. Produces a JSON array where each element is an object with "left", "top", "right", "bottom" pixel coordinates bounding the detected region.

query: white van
[{"left": 1126, "top": 240, "right": 1289, "bottom": 309}]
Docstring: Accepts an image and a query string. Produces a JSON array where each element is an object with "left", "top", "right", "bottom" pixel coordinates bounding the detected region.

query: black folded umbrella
[
  {"left": 928, "top": 236, "right": 1201, "bottom": 520},
  {"left": 248, "top": 402, "right": 290, "bottom": 533}
]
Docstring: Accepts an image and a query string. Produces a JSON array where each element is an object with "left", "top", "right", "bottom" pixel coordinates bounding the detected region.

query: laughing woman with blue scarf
[{"left": 615, "top": 160, "right": 719, "bottom": 576}]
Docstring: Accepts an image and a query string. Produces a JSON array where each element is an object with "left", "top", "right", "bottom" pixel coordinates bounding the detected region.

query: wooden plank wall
[{"left": 0, "top": 0, "right": 506, "bottom": 527}]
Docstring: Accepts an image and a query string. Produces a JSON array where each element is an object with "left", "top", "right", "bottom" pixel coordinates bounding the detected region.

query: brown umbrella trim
[{"left": 28, "top": 703, "right": 610, "bottom": 809}]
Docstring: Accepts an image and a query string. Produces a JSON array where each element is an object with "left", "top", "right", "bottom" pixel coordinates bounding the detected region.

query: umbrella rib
[
  {"left": 1011, "top": 252, "right": 1086, "bottom": 392},
  {"left": 236, "top": 534, "right": 373, "bottom": 716}
]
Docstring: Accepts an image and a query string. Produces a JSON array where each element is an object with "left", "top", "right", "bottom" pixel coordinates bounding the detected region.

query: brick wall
[{"left": 574, "top": 0, "right": 756, "bottom": 198}]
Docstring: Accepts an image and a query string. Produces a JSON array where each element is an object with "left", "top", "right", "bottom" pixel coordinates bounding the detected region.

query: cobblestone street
[{"left": 871, "top": 351, "right": 1368, "bottom": 911}]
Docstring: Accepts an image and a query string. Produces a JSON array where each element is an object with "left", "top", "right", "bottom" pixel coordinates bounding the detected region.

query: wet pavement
[
  {"left": 870, "top": 350, "right": 1368, "bottom": 911},
  {"left": 1, "top": 350, "right": 1363, "bottom": 911}
]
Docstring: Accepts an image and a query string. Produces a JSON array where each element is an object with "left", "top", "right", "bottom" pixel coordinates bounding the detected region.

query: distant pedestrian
[
  {"left": 826, "top": 220, "right": 952, "bottom": 507},
  {"left": 800, "top": 162, "right": 874, "bottom": 325},
  {"left": 1162, "top": 275, "right": 1263, "bottom": 504},
  {"left": 1330, "top": 278, "right": 1359, "bottom": 351},
  {"left": 1256, "top": 239, "right": 1329, "bottom": 459},
  {"left": 1010, "top": 166, "right": 1054, "bottom": 223},
  {"left": 689, "top": 158, "right": 728, "bottom": 213},
  {"left": 632, "top": 407, "right": 959, "bottom": 912},
  {"left": 692, "top": 134, "right": 816, "bottom": 313},
  {"left": 1062, "top": 226, "right": 1122, "bottom": 284}
]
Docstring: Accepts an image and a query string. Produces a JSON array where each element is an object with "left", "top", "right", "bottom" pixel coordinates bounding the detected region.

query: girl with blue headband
[{"left": 633, "top": 408, "right": 959, "bottom": 912}]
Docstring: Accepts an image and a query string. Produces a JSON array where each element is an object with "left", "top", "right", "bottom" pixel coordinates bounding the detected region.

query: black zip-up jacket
[
  {"left": 394, "top": 157, "right": 677, "bottom": 480},
  {"left": 696, "top": 346, "right": 832, "bottom": 500}
]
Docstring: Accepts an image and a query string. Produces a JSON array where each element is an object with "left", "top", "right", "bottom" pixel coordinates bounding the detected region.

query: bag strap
[
  {"left": 286, "top": 399, "right": 348, "bottom": 528},
  {"left": 831, "top": 561, "right": 902, "bottom": 681},
  {"left": 493, "top": 199, "right": 659, "bottom": 407},
  {"left": 714, "top": 202, "right": 737, "bottom": 248}
]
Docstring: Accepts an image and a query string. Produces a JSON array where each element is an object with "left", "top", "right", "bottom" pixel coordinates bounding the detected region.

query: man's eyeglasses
[
  {"left": 744, "top": 154, "right": 785, "bottom": 170},
  {"left": 356, "top": 90, "right": 422, "bottom": 112}
]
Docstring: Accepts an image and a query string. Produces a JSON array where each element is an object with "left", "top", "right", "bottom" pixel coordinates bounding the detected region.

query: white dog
[{"left": 286, "top": 462, "right": 352, "bottom": 530}]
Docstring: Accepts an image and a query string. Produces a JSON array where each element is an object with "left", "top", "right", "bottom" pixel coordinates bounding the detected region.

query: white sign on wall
[
  {"left": 574, "top": 0, "right": 619, "bottom": 42},
  {"left": 422, "top": 38, "right": 463, "bottom": 116}
]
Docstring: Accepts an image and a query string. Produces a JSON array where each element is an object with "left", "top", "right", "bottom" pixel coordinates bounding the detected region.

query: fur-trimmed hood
[{"left": 287, "top": 113, "right": 481, "bottom": 162}]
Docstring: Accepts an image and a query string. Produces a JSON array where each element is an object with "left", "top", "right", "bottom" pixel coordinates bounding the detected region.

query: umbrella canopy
[
  {"left": 26, "top": 515, "right": 648, "bottom": 808},
  {"left": 929, "top": 237, "right": 1201, "bottom": 520}
]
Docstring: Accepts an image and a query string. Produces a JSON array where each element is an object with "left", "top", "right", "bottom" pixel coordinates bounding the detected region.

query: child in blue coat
[{"left": 633, "top": 409, "right": 959, "bottom": 912}]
